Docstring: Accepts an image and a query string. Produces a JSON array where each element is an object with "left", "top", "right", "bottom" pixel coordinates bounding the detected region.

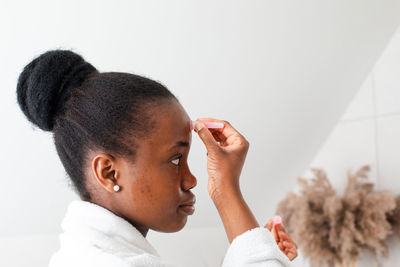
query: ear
[{"left": 91, "top": 153, "right": 120, "bottom": 193}]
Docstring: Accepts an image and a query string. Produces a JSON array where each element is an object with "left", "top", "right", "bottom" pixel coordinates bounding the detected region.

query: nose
[{"left": 182, "top": 167, "right": 197, "bottom": 191}]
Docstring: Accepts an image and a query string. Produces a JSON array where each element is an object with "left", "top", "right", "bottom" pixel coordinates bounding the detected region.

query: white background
[{"left": 1, "top": 0, "right": 399, "bottom": 266}]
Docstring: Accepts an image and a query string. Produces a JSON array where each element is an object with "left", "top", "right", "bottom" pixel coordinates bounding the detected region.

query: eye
[{"left": 171, "top": 154, "right": 182, "bottom": 166}]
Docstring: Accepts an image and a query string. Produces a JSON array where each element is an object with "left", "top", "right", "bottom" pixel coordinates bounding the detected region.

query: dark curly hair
[{"left": 16, "top": 49, "right": 176, "bottom": 201}]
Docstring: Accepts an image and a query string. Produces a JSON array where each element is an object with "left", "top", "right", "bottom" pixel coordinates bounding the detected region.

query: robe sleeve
[{"left": 221, "top": 227, "right": 292, "bottom": 267}]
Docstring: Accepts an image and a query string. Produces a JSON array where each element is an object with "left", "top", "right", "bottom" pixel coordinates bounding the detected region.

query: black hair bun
[{"left": 16, "top": 50, "right": 97, "bottom": 131}]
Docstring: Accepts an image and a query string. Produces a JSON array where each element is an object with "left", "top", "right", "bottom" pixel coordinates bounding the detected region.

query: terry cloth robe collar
[{"left": 60, "top": 200, "right": 160, "bottom": 257}]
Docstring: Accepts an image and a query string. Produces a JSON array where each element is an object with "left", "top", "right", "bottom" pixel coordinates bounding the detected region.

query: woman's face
[{"left": 113, "top": 99, "right": 197, "bottom": 235}]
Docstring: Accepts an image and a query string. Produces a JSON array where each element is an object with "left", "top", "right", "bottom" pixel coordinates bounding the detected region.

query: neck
[
  {"left": 135, "top": 225, "right": 149, "bottom": 237},
  {"left": 89, "top": 198, "right": 150, "bottom": 238}
]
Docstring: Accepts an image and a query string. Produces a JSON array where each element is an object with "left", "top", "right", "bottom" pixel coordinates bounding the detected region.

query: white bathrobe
[{"left": 49, "top": 200, "right": 291, "bottom": 267}]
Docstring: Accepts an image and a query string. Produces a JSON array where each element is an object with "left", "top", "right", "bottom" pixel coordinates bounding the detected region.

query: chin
[
  {"left": 155, "top": 217, "right": 188, "bottom": 233},
  {"left": 171, "top": 218, "right": 188, "bottom": 233}
]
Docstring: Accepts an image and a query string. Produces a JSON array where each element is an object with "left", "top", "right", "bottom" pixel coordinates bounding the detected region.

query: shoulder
[{"left": 49, "top": 244, "right": 175, "bottom": 267}]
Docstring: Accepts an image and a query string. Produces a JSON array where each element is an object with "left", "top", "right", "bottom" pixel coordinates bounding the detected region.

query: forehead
[{"left": 146, "top": 100, "right": 191, "bottom": 148}]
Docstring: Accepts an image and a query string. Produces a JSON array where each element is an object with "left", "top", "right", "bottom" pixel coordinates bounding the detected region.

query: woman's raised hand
[{"left": 193, "top": 118, "right": 249, "bottom": 201}]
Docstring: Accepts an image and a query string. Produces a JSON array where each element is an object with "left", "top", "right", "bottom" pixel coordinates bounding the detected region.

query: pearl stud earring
[{"left": 113, "top": 185, "right": 120, "bottom": 192}]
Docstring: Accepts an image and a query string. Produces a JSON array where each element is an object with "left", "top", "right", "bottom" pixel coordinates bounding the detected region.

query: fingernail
[{"left": 195, "top": 121, "right": 204, "bottom": 131}]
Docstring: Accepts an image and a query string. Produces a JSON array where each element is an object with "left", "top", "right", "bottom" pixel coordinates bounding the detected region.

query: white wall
[
  {"left": 1, "top": 0, "right": 400, "bottom": 266},
  {"left": 306, "top": 27, "right": 400, "bottom": 267}
]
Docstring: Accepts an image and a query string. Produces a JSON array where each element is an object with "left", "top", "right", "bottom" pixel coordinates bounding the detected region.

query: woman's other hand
[{"left": 265, "top": 219, "right": 298, "bottom": 261}]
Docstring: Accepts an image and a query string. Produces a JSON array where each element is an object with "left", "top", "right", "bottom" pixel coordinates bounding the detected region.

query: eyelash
[{"left": 171, "top": 154, "right": 183, "bottom": 166}]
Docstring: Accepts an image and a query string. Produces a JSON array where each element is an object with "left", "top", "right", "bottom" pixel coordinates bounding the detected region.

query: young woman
[{"left": 16, "top": 50, "right": 297, "bottom": 266}]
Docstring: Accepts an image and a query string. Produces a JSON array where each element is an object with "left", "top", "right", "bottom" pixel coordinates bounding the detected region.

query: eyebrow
[{"left": 168, "top": 141, "right": 190, "bottom": 151}]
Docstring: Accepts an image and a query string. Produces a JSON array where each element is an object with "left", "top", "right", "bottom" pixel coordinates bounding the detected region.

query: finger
[
  {"left": 194, "top": 121, "right": 219, "bottom": 153},
  {"left": 278, "top": 242, "right": 284, "bottom": 251},
  {"left": 282, "top": 246, "right": 297, "bottom": 261},
  {"left": 274, "top": 224, "right": 285, "bottom": 233},
  {"left": 264, "top": 219, "right": 273, "bottom": 231},
  {"left": 282, "top": 241, "right": 294, "bottom": 249},
  {"left": 273, "top": 225, "right": 280, "bottom": 243},
  {"left": 272, "top": 224, "right": 281, "bottom": 243},
  {"left": 287, "top": 249, "right": 298, "bottom": 261},
  {"left": 210, "top": 130, "right": 227, "bottom": 145},
  {"left": 278, "top": 232, "right": 295, "bottom": 247},
  {"left": 278, "top": 231, "right": 291, "bottom": 241},
  {"left": 275, "top": 224, "right": 291, "bottom": 241},
  {"left": 211, "top": 131, "right": 227, "bottom": 144},
  {"left": 196, "top": 118, "right": 244, "bottom": 144}
]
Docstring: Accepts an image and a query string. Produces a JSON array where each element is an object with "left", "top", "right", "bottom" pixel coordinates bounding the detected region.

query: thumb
[{"left": 194, "top": 121, "right": 218, "bottom": 153}]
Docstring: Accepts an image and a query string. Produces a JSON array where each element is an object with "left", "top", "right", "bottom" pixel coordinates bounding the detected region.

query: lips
[
  {"left": 180, "top": 195, "right": 196, "bottom": 207},
  {"left": 180, "top": 200, "right": 195, "bottom": 206},
  {"left": 178, "top": 196, "right": 196, "bottom": 215},
  {"left": 178, "top": 204, "right": 195, "bottom": 215}
]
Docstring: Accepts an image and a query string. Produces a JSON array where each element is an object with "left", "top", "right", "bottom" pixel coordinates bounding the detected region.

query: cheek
[
  {"left": 149, "top": 180, "right": 180, "bottom": 209},
  {"left": 129, "top": 171, "right": 180, "bottom": 213}
]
